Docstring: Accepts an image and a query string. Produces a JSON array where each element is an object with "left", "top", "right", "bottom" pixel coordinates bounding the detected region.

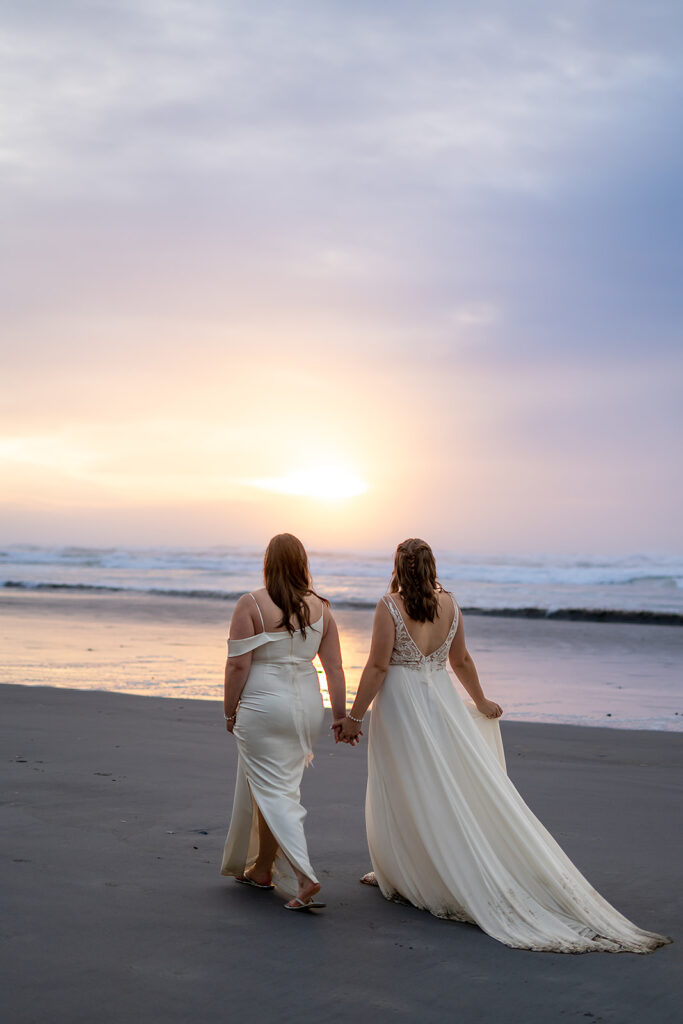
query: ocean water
[
  {"left": 2, "top": 545, "right": 683, "bottom": 621},
  {"left": 3, "top": 546, "right": 682, "bottom": 731}
]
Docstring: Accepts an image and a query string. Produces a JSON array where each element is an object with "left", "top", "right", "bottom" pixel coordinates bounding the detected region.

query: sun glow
[{"left": 247, "top": 467, "right": 368, "bottom": 501}]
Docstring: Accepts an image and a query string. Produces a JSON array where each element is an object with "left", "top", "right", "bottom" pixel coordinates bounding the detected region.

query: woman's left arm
[
  {"left": 448, "top": 611, "right": 502, "bottom": 720},
  {"left": 339, "top": 600, "right": 394, "bottom": 742},
  {"left": 224, "top": 596, "right": 255, "bottom": 733},
  {"left": 317, "top": 608, "right": 347, "bottom": 721}
]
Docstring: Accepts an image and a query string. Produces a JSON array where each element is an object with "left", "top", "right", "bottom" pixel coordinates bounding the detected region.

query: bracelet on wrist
[
  {"left": 347, "top": 712, "right": 363, "bottom": 724},
  {"left": 224, "top": 712, "right": 236, "bottom": 721}
]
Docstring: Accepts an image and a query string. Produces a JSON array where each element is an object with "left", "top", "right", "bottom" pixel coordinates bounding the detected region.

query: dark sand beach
[{"left": 2, "top": 683, "right": 681, "bottom": 1024}]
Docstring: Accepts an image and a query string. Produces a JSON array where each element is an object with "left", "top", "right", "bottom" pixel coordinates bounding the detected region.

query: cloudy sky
[{"left": 1, "top": 0, "right": 681, "bottom": 552}]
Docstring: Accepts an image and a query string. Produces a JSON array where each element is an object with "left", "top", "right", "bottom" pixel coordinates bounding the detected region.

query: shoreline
[
  {"left": 5, "top": 680, "right": 683, "bottom": 739},
  {"left": 3, "top": 588, "right": 682, "bottom": 732},
  {"left": 4, "top": 681, "right": 683, "bottom": 744},
  {"left": 4, "top": 581, "right": 683, "bottom": 625},
  {"left": 2, "top": 682, "right": 680, "bottom": 1024}
]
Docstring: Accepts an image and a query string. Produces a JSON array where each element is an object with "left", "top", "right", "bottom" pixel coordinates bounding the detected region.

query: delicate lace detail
[{"left": 384, "top": 594, "right": 458, "bottom": 668}]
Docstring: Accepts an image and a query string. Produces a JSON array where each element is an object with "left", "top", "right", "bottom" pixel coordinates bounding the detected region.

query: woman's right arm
[
  {"left": 338, "top": 599, "right": 394, "bottom": 742},
  {"left": 224, "top": 596, "right": 255, "bottom": 733},
  {"left": 448, "top": 611, "right": 502, "bottom": 719}
]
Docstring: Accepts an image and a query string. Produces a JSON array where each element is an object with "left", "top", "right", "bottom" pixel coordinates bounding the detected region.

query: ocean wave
[
  {"left": 459, "top": 606, "right": 683, "bottom": 626},
  {"left": 1, "top": 580, "right": 246, "bottom": 601},
  {"left": 3, "top": 580, "right": 682, "bottom": 624},
  {"left": 0, "top": 545, "right": 265, "bottom": 575},
  {"left": 2, "top": 544, "right": 682, "bottom": 589}
]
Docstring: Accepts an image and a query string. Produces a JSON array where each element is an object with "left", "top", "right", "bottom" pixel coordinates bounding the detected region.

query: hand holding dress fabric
[{"left": 475, "top": 698, "right": 503, "bottom": 719}]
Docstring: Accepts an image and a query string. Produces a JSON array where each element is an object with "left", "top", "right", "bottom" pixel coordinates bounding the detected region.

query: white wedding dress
[
  {"left": 221, "top": 601, "right": 325, "bottom": 897},
  {"left": 365, "top": 594, "right": 669, "bottom": 953}
]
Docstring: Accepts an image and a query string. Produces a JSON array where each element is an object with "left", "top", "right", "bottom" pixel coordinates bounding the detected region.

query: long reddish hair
[
  {"left": 389, "top": 538, "right": 444, "bottom": 623},
  {"left": 263, "top": 533, "right": 329, "bottom": 636}
]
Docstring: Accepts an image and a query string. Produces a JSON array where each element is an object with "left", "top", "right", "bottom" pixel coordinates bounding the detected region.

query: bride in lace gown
[{"left": 338, "top": 538, "right": 670, "bottom": 953}]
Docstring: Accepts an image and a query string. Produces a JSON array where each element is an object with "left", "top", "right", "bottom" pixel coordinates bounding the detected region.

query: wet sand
[
  {"left": 1, "top": 683, "right": 681, "bottom": 1024},
  {"left": 1, "top": 588, "right": 682, "bottom": 729}
]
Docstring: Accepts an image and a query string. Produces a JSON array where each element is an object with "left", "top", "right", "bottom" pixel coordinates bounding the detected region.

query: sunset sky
[{"left": 1, "top": 1, "right": 681, "bottom": 553}]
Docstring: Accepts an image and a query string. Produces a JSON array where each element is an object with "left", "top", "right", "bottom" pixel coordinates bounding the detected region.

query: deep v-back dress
[
  {"left": 221, "top": 598, "right": 325, "bottom": 896},
  {"left": 365, "top": 593, "right": 669, "bottom": 953}
]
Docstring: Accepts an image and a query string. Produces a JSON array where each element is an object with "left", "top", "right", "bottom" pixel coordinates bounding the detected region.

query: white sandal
[
  {"left": 360, "top": 871, "right": 379, "bottom": 887},
  {"left": 284, "top": 896, "right": 326, "bottom": 911},
  {"left": 235, "top": 874, "right": 274, "bottom": 890}
]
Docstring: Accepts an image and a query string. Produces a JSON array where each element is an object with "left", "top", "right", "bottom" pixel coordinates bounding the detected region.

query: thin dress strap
[
  {"left": 448, "top": 592, "right": 459, "bottom": 638},
  {"left": 249, "top": 593, "right": 266, "bottom": 633},
  {"left": 382, "top": 594, "right": 404, "bottom": 630}
]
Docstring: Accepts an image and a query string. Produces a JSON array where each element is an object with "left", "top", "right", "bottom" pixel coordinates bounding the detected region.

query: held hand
[
  {"left": 339, "top": 716, "right": 363, "bottom": 745},
  {"left": 331, "top": 718, "right": 346, "bottom": 743},
  {"left": 476, "top": 698, "right": 503, "bottom": 719}
]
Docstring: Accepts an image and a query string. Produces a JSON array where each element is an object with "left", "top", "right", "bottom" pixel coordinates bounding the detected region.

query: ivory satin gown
[
  {"left": 366, "top": 594, "right": 670, "bottom": 953},
  {"left": 221, "top": 599, "right": 325, "bottom": 897}
]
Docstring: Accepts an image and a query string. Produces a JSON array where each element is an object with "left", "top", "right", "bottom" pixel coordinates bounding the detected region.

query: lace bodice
[{"left": 383, "top": 593, "right": 459, "bottom": 668}]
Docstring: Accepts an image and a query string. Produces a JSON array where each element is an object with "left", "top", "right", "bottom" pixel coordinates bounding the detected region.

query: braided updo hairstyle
[{"left": 389, "top": 538, "right": 444, "bottom": 623}]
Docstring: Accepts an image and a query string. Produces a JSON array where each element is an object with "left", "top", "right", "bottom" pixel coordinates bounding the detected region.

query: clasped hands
[{"left": 332, "top": 716, "right": 363, "bottom": 745}]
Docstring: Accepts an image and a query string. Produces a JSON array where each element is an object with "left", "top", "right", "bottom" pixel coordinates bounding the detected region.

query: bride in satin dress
[
  {"left": 338, "top": 538, "right": 670, "bottom": 953},
  {"left": 221, "top": 533, "right": 347, "bottom": 910}
]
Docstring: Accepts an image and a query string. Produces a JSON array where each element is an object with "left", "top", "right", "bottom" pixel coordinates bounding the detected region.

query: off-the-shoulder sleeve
[{"left": 228, "top": 634, "right": 270, "bottom": 657}]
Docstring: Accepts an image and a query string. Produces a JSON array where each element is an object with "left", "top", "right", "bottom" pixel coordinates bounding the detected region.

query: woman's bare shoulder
[{"left": 229, "top": 594, "right": 258, "bottom": 637}]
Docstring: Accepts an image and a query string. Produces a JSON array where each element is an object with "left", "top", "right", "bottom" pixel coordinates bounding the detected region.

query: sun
[{"left": 247, "top": 467, "right": 368, "bottom": 501}]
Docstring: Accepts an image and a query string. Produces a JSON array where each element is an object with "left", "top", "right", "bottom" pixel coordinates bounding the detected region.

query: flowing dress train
[
  {"left": 365, "top": 594, "right": 670, "bottom": 953},
  {"left": 221, "top": 604, "right": 325, "bottom": 897}
]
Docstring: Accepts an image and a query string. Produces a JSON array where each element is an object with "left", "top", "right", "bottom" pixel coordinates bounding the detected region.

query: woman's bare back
[
  {"left": 249, "top": 587, "right": 325, "bottom": 634},
  {"left": 389, "top": 590, "right": 456, "bottom": 656}
]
